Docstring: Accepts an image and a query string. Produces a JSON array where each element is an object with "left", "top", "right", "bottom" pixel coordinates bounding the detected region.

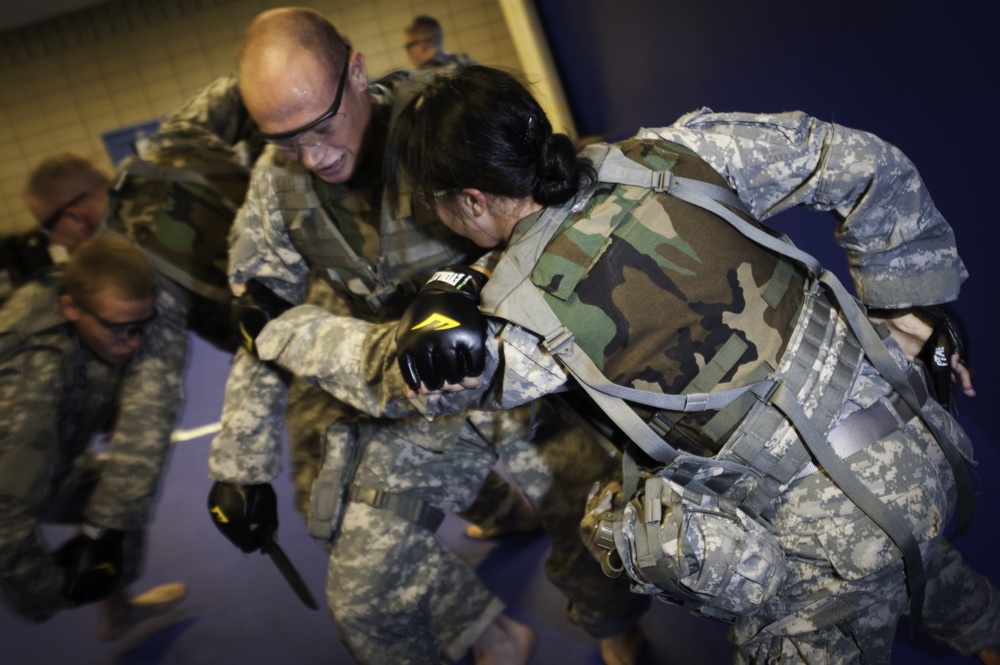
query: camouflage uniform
[
  {"left": 252, "top": 110, "right": 999, "bottom": 663},
  {"left": 210, "top": 73, "right": 645, "bottom": 663},
  {"left": 0, "top": 275, "right": 186, "bottom": 622}
]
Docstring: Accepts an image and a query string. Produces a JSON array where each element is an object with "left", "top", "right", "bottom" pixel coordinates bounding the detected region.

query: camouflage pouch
[{"left": 585, "top": 456, "right": 787, "bottom": 621}]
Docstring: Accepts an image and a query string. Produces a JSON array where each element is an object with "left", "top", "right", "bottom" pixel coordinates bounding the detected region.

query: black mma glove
[
  {"left": 231, "top": 280, "right": 293, "bottom": 356},
  {"left": 915, "top": 304, "right": 970, "bottom": 413},
  {"left": 395, "top": 266, "right": 488, "bottom": 391},
  {"left": 52, "top": 524, "right": 125, "bottom": 606},
  {"left": 207, "top": 481, "right": 278, "bottom": 553}
]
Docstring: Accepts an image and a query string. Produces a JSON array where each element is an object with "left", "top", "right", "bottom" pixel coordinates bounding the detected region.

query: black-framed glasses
[
  {"left": 405, "top": 38, "right": 431, "bottom": 51},
  {"left": 40, "top": 192, "right": 88, "bottom": 233},
  {"left": 256, "top": 46, "right": 353, "bottom": 151},
  {"left": 82, "top": 306, "right": 158, "bottom": 340},
  {"left": 415, "top": 189, "right": 450, "bottom": 210}
]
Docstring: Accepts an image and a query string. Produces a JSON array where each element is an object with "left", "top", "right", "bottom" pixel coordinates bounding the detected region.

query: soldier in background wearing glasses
[{"left": 0, "top": 236, "right": 185, "bottom": 641}]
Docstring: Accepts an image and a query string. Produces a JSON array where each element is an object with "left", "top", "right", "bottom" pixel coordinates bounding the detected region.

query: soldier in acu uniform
[
  {"left": 0, "top": 237, "right": 185, "bottom": 641},
  {"left": 210, "top": 8, "right": 649, "bottom": 665}
]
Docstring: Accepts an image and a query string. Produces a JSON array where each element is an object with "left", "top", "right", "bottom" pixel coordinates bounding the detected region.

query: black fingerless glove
[
  {"left": 395, "top": 266, "right": 488, "bottom": 391},
  {"left": 53, "top": 524, "right": 125, "bottom": 606},
  {"left": 207, "top": 481, "right": 278, "bottom": 553},
  {"left": 231, "top": 280, "right": 293, "bottom": 356},
  {"left": 916, "top": 304, "right": 969, "bottom": 413}
]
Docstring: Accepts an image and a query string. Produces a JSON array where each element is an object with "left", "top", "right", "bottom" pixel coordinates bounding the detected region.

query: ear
[
  {"left": 349, "top": 51, "right": 368, "bottom": 91},
  {"left": 59, "top": 294, "right": 82, "bottom": 322},
  {"left": 460, "top": 188, "right": 489, "bottom": 218}
]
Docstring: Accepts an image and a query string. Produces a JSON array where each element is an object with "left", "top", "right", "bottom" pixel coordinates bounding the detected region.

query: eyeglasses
[
  {"left": 82, "top": 306, "right": 158, "bottom": 340},
  {"left": 415, "top": 189, "right": 449, "bottom": 210},
  {"left": 405, "top": 38, "right": 431, "bottom": 51},
  {"left": 256, "top": 47, "right": 352, "bottom": 152},
  {"left": 40, "top": 192, "right": 88, "bottom": 233}
]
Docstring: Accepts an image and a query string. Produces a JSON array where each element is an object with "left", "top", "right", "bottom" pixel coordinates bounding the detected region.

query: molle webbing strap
[
  {"left": 721, "top": 296, "right": 862, "bottom": 519},
  {"left": 117, "top": 155, "right": 248, "bottom": 213},
  {"left": 276, "top": 172, "right": 463, "bottom": 313},
  {"left": 768, "top": 381, "right": 927, "bottom": 628},
  {"left": 347, "top": 485, "right": 444, "bottom": 532}
]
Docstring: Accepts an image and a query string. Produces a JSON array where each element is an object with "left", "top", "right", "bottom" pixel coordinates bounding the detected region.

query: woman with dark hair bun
[
  {"left": 385, "top": 66, "right": 593, "bottom": 237},
  {"left": 265, "top": 66, "right": 998, "bottom": 664},
  {"left": 376, "top": 67, "right": 1000, "bottom": 663}
]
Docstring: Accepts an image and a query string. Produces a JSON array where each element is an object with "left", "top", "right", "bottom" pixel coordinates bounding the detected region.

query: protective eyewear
[
  {"left": 40, "top": 192, "right": 88, "bottom": 233},
  {"left": 405, "top": 38, "right": 431, "bottom": 51},
  {"left": 256, "top": 47, "right": 352, "bottom": 151},
  {"left": 84, "top": 307, "right": 158, "bottom": 340}
]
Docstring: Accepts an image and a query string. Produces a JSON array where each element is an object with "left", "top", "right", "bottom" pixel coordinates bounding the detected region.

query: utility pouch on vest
[
  {"left": 307, "top": 420, "right": 364, "bottom": 541},
  {"left": 586, "top": 456, "right": 787, "bottom": 621}
]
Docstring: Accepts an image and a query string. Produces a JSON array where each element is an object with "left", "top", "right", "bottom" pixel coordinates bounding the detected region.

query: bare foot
[
  {"left": 96, "top": 582, "right": 187, "bottom": 642},
  {"left": 466, "top": 495, "right": 542, "bottom": 540},
  {"left": 600, "top": 624, "right": 645, "bottom": 665},
  {"left": 980, "top": 648, "right": 1000, "bottom": 665},
  {"left": 471, "top": 614, "right": 536, "bottom": 665}
]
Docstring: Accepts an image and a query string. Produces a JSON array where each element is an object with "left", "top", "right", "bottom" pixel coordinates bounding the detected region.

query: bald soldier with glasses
[{"left": 208, "top": 7, "right": 649, "bottom": 665}]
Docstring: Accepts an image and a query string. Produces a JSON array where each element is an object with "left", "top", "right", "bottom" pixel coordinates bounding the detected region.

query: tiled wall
[{"left": 0, "top": 0, "right": 521, "bottom": 237}]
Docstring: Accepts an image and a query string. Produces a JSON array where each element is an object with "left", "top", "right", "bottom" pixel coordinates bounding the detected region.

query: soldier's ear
[
  {"left": 348, "top": 51, "right": 368, "bottom": 92},
  {"left": 59, "top": 294, "right": 82, "bottom": 322},
  {"left": 460, "top": 188, "right": 488, "bottom": 218}
]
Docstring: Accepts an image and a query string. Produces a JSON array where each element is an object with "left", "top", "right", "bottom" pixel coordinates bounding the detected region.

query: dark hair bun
[{"left": 534, "top": 133, "right": 581, "bottom": 206}]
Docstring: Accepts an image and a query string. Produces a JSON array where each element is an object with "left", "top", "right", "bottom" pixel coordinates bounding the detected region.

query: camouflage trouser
[
  {"left": 285, "top": 379, "right": 522, "bottom": 528},
  {"left": 489, "top": 404, "right": 650, "bottom": 638},
  {"left": 325, "top": 401, "right": 647, "bottom": 664},
  {"left": 732, "top": 396, "right": 1000, "bottom": 664},
  {"left": 324, "top": 410, "right": 505, "bottom": 664},
  {"left": 39, "top": 453, "right": 146, "bottom": 589}
]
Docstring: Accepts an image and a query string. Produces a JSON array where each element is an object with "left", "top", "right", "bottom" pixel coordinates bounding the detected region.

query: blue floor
[{"left": 2, "top": 334, "right": 997, "bottom": 664}]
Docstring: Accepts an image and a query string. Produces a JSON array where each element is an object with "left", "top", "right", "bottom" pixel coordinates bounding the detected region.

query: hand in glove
[
  {"left": 915, "top": 305, "right": 973, "bottom": 410},
  {"left": 231, "top": 280, "right": 292, "bottom": 356},
  {"left": 395, "top": 266, "right": 488, "bottom": 392},
  {"left": 53, "top": 524, "right": 124, "bottom": 606},
  {"left": 207, "top": 481, "right": 278, "bottom": 553}
]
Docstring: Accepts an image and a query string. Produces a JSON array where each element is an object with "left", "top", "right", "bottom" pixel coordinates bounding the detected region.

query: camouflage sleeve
[
  {"left": 83, "top": 286, "right": 188, "bottom": 531},
  {"left": 207, "top": 347, "right": 290, "bottom": 484},
  {"left": 228, "top": 151, "right": 311, "bottom": 303},
  {"left": 639, "top": 109, "right": 966, "bottom": 309},
  {"left": 253, "top": 305, "right": 567, "bottom": 418},
  {"left": 0, "top": 346, "right": 69, "bottom": 621},
  {"left": 145, "top": 75, "right": 256, "bottom": 155},
  {"left": 207, "top": 151, "right": 314, "bottom": 484}
]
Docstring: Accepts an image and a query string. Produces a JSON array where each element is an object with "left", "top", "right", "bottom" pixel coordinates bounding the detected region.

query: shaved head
[
  {"left": 238, "top": 8, "right": 350, "bottom": 126},
  {"left": 237, "top": 6, "right": 374, "bottom": 184}
]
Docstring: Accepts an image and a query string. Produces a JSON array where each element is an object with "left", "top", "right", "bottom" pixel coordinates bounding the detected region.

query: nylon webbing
[
  {"left": 768, "top": 382, "right": 926, "bottom": 628},
  {"left": 119, "top": 155, "right": 247, "bottom": 213},
  {"left": 347, "top": 485, "right": 444, "bottom": 532}
]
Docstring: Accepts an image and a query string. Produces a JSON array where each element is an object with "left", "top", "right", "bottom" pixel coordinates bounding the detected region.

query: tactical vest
[
  {"left": 104, "top": 145, "right": 249, "bottom": 350},
  {"left": 272, "top": 73, "right": 477, "bottom": 321},
  {"left": 479, "top": 139, "right": 974, "bottom": 627}
]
